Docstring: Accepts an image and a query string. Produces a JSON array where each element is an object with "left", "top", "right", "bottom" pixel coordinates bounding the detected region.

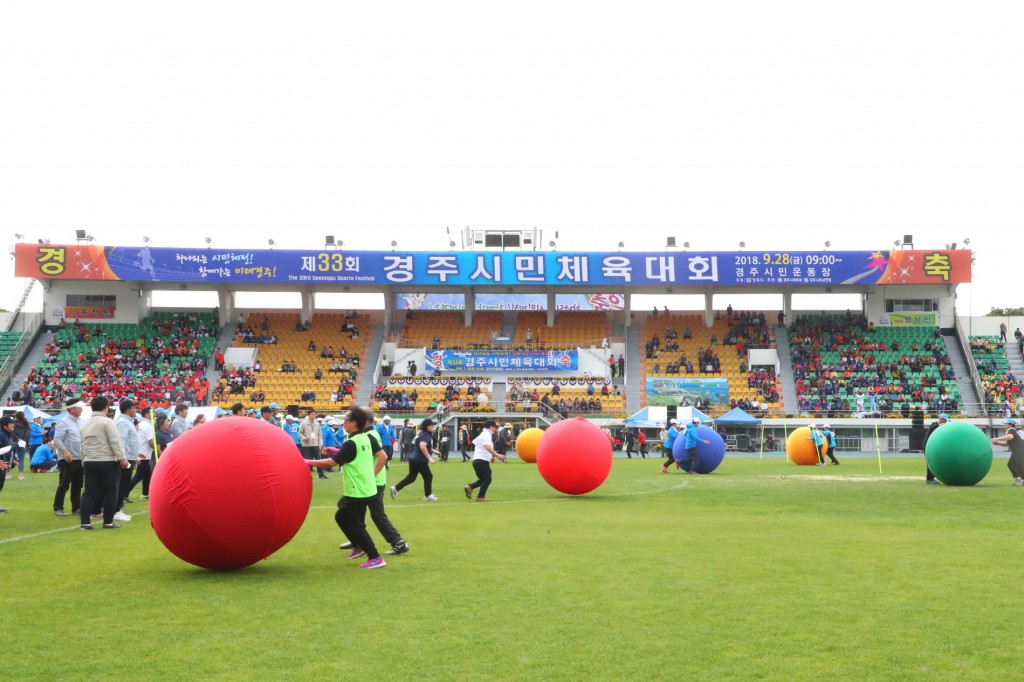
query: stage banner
[
  {"left": 15, "top": 244, "right": 972, "bottom": 287},
  {"left": 64, "top": 306, "right": 115, "bottom": 319},
  {"left": 424, "top": 349, "right": 579, "bottom": 372},
  {"left": 880, "top": 313, "right": 937, "bottom": 326},
  {"left": 645, "top": 378, "right": 730, "bottom": 407}
]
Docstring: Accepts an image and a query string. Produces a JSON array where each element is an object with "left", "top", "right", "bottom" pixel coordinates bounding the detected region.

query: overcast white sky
[{"left": 2, "top": 2, "right": 1021, "bottom": 314}]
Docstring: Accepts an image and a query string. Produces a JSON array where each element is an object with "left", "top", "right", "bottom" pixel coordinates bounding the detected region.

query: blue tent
[{"left": 715, "top": 407, "right": 761, "bottom": 427}]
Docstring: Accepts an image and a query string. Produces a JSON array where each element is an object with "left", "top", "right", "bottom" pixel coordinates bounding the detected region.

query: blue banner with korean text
[
  {"left": 424, "top": 349, "right": 579, "bottom": 372},
  {"left": 14, "top": 244, "right": 973, "bottom": 286}
]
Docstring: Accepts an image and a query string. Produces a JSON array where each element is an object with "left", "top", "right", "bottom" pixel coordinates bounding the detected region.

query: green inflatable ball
[{"left": 924, "top": 421, "right": 993, "bottom": 486}]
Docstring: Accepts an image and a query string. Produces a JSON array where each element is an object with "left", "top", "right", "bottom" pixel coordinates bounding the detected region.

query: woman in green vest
[{"left": 305, "top": 406, "right": 389, "bottom": 569}]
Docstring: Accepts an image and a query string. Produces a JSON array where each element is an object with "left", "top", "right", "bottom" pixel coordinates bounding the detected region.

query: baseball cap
[
  {"left": 383, "top": 415, "right": 392, "bottom": 421},
  {"left": 822, "top": 423, "right": 831, "bottom": 429},
  {"left": 269, "top": 403, "right": 281, "bottom": 409},
  {"left": 421, "top": 418, "right": 436, "bottom": 429},
  {"left": 692, "top": 417, "right": 701, "bottom": 424},
  {"left": 1004, "top": 418, "right": 1017, "bottom": 425},
  {"left": 483, "top": 419, "right": 498, "bottom": 428},
  {"left": 285, "top": 415, "right": 295, "bottom": 421},
  {"left": 669, "top": 418, "right": 678, "bottom": 424},
  {"left": 65, "top": 397, "right": 82, "bottom": 408},
  {"left": 0, "top": 416, "right": 14, "bottom": 427},
  {"left": 938, "top": 414, "right": 950, "bottom": 421}
]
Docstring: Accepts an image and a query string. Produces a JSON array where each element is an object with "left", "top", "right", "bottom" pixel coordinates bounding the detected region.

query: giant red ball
[
  {"left": 149, "top": 417, "right": 312, "bottom": 570},
  {"left": 536, "top": 417, "right": 613, "bottom": 495}
]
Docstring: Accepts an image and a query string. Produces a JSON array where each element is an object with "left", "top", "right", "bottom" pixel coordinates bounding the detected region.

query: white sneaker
[
  {"left": 113, "top": 511, "right": 132, "bottom": 522},
  {"left": 424, "top": 494, "right": 439, "bottom": 502},
  {"left": 18, "top": 475, "right": 26, "bottom": 481},
  {"left": 390, "top": 486, "right": 398, "bottom": 500},
  {"left": 1014, "top": 478, "right": 1024, "bottom": 487}
]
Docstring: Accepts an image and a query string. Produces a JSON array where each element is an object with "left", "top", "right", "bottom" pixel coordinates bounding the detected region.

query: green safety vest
[{"left": 344, "top": 431, "right": 377, "bottom": 498}]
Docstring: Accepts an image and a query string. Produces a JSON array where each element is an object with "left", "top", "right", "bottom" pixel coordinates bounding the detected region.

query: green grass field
[{"left": 2, "top": 455, "right": 1022, "bottom": 681}]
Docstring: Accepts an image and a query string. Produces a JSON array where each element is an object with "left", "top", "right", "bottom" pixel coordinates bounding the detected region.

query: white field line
[
  {"left": 0, "top": 481, "right": 691, "bottom": 545},
  {"left": 0, "top": 510, "right": 150, "bottom": 545}
]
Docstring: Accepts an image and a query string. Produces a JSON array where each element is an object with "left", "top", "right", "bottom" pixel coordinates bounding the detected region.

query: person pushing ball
[{"left": 990, "top": 418, "right": 1024, "bottom": 487}]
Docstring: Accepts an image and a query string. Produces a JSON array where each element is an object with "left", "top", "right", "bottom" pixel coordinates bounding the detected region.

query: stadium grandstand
[{"left": 3, "top": 230, "right": 1021, "bottom": 454}]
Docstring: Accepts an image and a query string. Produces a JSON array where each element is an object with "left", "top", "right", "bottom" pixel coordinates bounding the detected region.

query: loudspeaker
[{"left": 287, "top": 404, "right": 300, "bottom": 418}]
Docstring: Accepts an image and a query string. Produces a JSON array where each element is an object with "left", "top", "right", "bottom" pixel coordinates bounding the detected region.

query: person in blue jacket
[
  {"left": 321, "top": 418, "right": 338, "bottom": 449},
  {"left": 30, "top": 435, "right": 58, "bottom": 472},
  {"left": 283, "top": 414, "right": 302, "bottom": 453},
  {"left": 375, "top": 415, "right": 396, "bottom": 462},
  {"left": 807, "top": 424, "right": 826, "bottom": 465},
  {"left": 29, "top": 415, "right": 44, "bottom": 461},
  {"left": 820, "top": 424, "right": 840, "bottom": 465},
  {"left": 320, "top": 418, "right": 338, "bottom": 473},
  {"left": 660, "top": 419, "right": 680, "bottom": 474},
  {"left": 682, "top": 418, "right": 710, "bottom": 474}
]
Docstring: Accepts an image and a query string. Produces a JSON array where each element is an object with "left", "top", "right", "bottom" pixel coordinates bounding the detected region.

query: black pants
[
  {"left": 383, "top": 444, "right": 394, "bottom": 462},
  {"left": 395, "top": 459, "right": 432, "bottom": 497},
  {"left": 54, "top": 459, "right": 84, "bottom": 512},
  {"left": 116, "top": 462, "right": 136, "bottom": 509},
  {"left": 335, "top": 495, "right": 379, "bottom": 559},
  {"left": 685, "top": 447, "right": 699, "bottom": 473},
  {"left": 1008, "top": 451, "right": 1024, "bottom": 479},
  {"left": 825, "top": 445, "right": 839, "bottom": 464},
  {"left": 663, "top": 446, "right": 676, "bottom": 468},
  {"left": 400, "top": 442, "right": 414, "bottom": 462},
  {"left": 81, "top": 461, "right": 120, "bottom": 526},
  {"left": 127, "top": 459, "right": 152, "bottom": 496},
  {"left": 469, "top": 459, "right": 492, "bottom": 498},
  {"left": 624, "top": 441, "right": 635, "bottom": 458},
  {"left": 370, "top": 485, "right": 403, "bottom": 547},
  {"left": 303, "top": 446, "right": 327, "bottom": 478}
]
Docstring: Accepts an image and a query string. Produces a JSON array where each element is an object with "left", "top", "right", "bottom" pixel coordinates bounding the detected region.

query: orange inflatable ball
[
  {"left": 786, "top": 427, "right": 820, "bottom": 466},
  {"left": 515, "top": 427, "right": 544, "bottom": 463}
]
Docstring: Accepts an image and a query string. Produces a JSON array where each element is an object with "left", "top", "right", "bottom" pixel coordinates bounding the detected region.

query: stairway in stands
[
  {"left": 774, "top": 325, "right": 798, "bottom": 412},
  {"left": 625, "top": 322, "right": 642, "bottom": 413}
]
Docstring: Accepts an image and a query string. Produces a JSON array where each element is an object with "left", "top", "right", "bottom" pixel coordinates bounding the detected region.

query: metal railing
[
  {"left": 393, "top": 335, "right": 610, "bottom": 351},
  {"left": 953, "top": 311, "right": 987, "bottom": 414},
  {"left": 383, "top": 399, "right": 603, "bottom": 421},
  {"left": 0, "top": 311, "right": 45, "bottom": 399},
  {"left": 5, "top": 280, "right": 36, "bottom": 333}
]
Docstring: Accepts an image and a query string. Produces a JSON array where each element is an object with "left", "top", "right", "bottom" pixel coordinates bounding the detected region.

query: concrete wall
[
  {"left": 42, "top": 281, "right": 143, "bottom": 325},
  {"left": 959, "top": 316, "right": 1024, "bottom": 339},
  {"left": 864, "top": 285, "right": 957, "bottom": 328}
]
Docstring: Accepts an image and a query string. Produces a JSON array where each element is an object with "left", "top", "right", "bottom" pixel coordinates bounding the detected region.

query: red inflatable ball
[
  {"left": 149, "top": 417, "right": 312, "bottom": 571},
  {"left": 536, "top": 417, "right": 613, "bottom": 495}
]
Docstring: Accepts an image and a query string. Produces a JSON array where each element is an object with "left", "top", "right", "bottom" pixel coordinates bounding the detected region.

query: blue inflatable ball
[{"left": 671, "top": 425, "right": 726, "bottom": 474}]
